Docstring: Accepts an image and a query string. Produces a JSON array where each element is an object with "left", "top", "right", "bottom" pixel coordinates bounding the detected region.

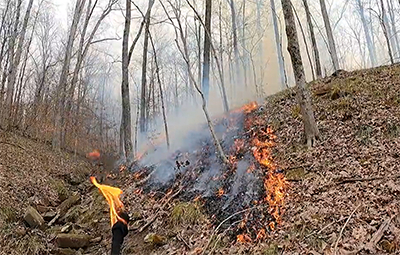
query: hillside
[{"left": 1, "top": 64, "right": 400, "bottom": 255}]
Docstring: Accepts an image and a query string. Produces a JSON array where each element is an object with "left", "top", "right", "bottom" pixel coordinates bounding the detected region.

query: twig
[
  {"left": 305, "top": 217, "right": 345, "bottom": 239},
  {"left": 334, "top": 203, "right": 362, "bottom": 255},
  {"left": 176, "top": 233, "right": 191, "bottom": 249},
  {"left": 336, "top": 175, "right": 400, "bottom": 184},
  {"left": 365, "top": 215, "right": 395, "bottom": 252},
  {"left": 137, "top": 187, "right": 182, "bottom": 233},
  {"left": 202, "top": 206, "right": 260, "bottom": 255},
  {"left": 0, "top": 141, "right": 27, "bottom": 151}
]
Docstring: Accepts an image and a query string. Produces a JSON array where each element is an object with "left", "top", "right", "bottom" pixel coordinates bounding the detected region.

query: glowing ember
[
  {"left": 86, "top": 149, "right": 100, "bottom": 161},
  {"left": 134, "top": 188, "right": 143, "bottom": 195},
  {"left": 217, "top": 188, "right": 224, "bottom": 197},
  {"left": 237, "top": 234, "right": 252, "bottom": 243},
  {"left": 90, "top": 177, "right": 127, "bottom": 227}
]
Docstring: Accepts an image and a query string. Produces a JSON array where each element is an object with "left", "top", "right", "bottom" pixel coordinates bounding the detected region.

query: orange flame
[
  {"left": 242, "top": 101, "right": 258, "bottom": 113},
  {"left": 86, "top": 149, "right": 100, "bottom": 161},
  {"left": 251, "top": 127, "right": 287, "bottom": 225},
  {"left": 90, "top": 177, "right": 127, "bottom": 227},
  {"left": 237, "top": 234, "right": 252, "bottom": 243}
]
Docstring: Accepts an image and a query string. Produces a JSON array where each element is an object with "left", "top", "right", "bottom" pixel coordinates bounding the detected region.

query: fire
[
  {"left": 217, "top": 188, "right": 224, "bottom": 197},
  {"left": 242, "top": 101, "right": 258, "bottom": 113},
  {"left": 251, "top": 127, "right": 287, "bottom": 225},
  {"left": 86, "top": 149, "right": 100, "bottom": 161},
  {"left": 237, "top": 234, "right": 252, "bottom": 243},
  {"left": 90, "top": 177, "right": 127, "bottom": 227}
]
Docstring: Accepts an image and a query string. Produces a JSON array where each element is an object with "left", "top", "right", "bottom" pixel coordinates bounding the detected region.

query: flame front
[{"left": 90, "top": 177, "right": 127, "bottom": 227}]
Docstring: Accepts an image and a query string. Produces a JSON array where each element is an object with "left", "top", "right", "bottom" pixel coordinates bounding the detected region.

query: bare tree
[
  {"left": 281, "top": 0, "right": 319, "bottom": 147},
  {"left": 161, "top": 0, "right": 228, "bottom": 164},
  {"left": 4, "top": 0, "right": 34, "bottom": 128},
  {"left": 302, "top": 0, "right": 322, "bottom": 78},
  {"left": 202, "top": 0, "right": 211, "bottom": 101},
  {"left": 53, "top": 0, "right": 85, "bottom": 150},
  {"left": 356, "top": 0, "right": 377, "bottom": 67},
  {"left": 319, "top": 0, "right": 340, "bottom": 71},
  {"left": 270, "top": 0, "right": 287, "bottom": 88},
  {"left": 139, "top": 0, "right": 155, "bottom": 134},
  {"left": 121, "top": 0, "right": 134, "bottom": 161}
]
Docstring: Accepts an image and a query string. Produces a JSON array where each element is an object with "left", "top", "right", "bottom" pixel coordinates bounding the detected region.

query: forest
[{"left": 0, "top": 0, "right": 400, "bottom": 254}]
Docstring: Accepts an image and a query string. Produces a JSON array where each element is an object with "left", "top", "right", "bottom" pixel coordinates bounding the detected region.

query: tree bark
[
  {"left": 319, "top": 0, "right": 340, "bottom": 71},
  {"left": 121, "top": 0, "right": 133, "bottom": 161},
  {"left": 228, "top": 0, "right": 240, "bottom": 83},
  {"left": 202, "top": 0, "right": 212, "bottom": 101},
  {"left": 387, "top": 0, "right": 400, "bottom": 58},
  {"left": 281, "top": 0, "right": 319, "bottom": 148},
  {"left": 302, "top": 0, "right": 322, "bottom": 78}
]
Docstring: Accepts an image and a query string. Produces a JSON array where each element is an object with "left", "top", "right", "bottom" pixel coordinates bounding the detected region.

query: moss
[
  {"left": 50, "top": 179, "right": 70, "bottom": 202},
  {"left": 0, "top": 207, "right": 18, "bottom": 223},
  {"left": 263, "top": 243, "right": 279, "bottom": 255},
  {"left": 356, "top": 125, "right": 374, "bottom": 145},
  {"left": 285, "top": 168, "right": 307, "bottom": 181},
  {"left": 171, "top": 202, "right": 204, "bottom": 226},
  {"left": 384, "top": 122, "right": 400, "bottom": 138},
  {"left": 291, "top": 105, "right": 301, "bottom": 120}
]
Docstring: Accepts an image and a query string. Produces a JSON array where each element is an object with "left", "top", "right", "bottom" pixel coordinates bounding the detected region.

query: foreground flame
[
  {"left": 90, "top": 177, "right": 127, "bottom": 227},
  {"left": 86, "top": 149, "right": 100, "bottom": 161}
]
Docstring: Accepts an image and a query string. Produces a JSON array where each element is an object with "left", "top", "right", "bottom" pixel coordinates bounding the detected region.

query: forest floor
[{"left": 1, "top": 64, "right": 400, "bottom": 255}]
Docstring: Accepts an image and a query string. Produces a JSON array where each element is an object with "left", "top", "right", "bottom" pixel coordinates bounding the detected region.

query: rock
[
  {"left": 51, "top": 248, "right": 75, "bottom": 255},
  {"left": 90, "top": 236, "right": 102, "bottom": 243},
  {"left": 43, "top": 211, "right": 57, "bottom": 221},
  {"left": 56, "top": 234, "right": 90, "bottom": 248},
  {"left": 61, "top": 224, "right": 72, "bottom": 233},
  {"left": 24, "top": 206, "right": 45, "bottom": 229},
  {"left": 144, "top": 233, "right": 166, "bottom": 246}
]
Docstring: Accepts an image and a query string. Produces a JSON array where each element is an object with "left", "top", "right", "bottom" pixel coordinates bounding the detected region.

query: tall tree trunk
[
  {"left": 380, "top": 0, "right": 394, "bottom": 64},
  {"left": 139, "top": 0, "right": 155, "bottom": 133},
  {"left": 319, "top": 0, "right": 340, "bottom": 71},
  {"left": 3, "top": 0, "right": 22, "bottom": 127},
  {"left": 121, "top": 0, "right": 133, "bottom": 161},
  {"left": 149, "top": 32, "right": 170, "bottom": 149},
  {"left": 281, "top": 0, "right": 319, "bottom": 147},
  {"left": 387, "top": 0, "right": 400, "bottom": 58},
  {"left": 302, "top": 0, "right": 322, "bottom": 78},
  {"left": 270, "top": 0, "right": 287, "bottom": 89},
  {"left": 228, "top": 0, "right": 240, "bottom": 83},
  {"left": 291, "top": 3, "right": 315, "bottom": 80},
  {"left": 53, "top": 0, "right": 84, "bottom": 150},
  {"left": 356, "top": 0, "right": 377, "bottom": 67},
  {"left": 202, "top": 0, "right": 212, "bottom": 101}
]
